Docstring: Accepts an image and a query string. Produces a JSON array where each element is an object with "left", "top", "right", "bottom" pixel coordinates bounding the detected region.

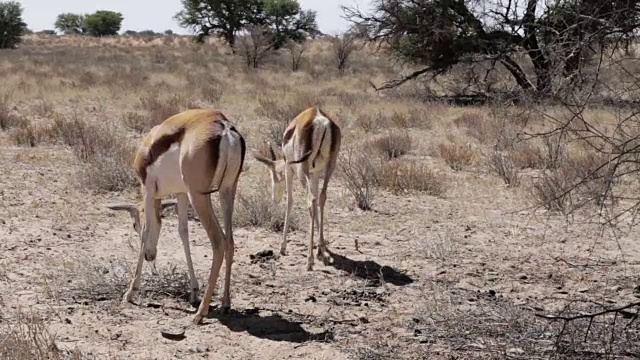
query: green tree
[
  {"left": 175, "top": 0, "right": 263, "bottom": 46},
  {"left": 54, "top": 13, "right": 86, "bottom": 35},
  {"left": 343, "top": 0, "right": 640, "bottom": 97},
  {"left": 0, "top": 1, "right": 27, "bottom": 49},
  {"left": 84, "top": 10, "right": 123, "bottom": 36},
  {"left": 262, "top": 0, "right": 318, "bottom": 49}
]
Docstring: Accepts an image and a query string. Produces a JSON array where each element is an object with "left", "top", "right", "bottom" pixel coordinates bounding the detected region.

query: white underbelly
[{"left": 147, "top": 143, "right": 188, "bottom": 197}]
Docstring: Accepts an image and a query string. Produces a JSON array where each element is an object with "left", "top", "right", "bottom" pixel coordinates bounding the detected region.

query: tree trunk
[
  {"left": 522, "top": 0, "right": 553, "bottom": 96},
  {"left": 500, "top": 57, "right": 535, "bottom": 92}
]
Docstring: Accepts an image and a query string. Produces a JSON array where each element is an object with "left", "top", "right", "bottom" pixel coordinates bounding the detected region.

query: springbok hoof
[
  {"left": 122, "top": 292, "right": 135, "bottom": 304},
  {"left": 192, "top": 314, "right": 204, "bottom": 325}
]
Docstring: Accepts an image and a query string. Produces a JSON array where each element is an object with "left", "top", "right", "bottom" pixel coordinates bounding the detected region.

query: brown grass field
[{"left": 1, "top": 33, "right": 640, "bottom": 359}]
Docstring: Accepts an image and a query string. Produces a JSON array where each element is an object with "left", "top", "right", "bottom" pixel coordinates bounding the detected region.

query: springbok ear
[{"left": 160, "top": 199, "right": 177, "bottom": 210}]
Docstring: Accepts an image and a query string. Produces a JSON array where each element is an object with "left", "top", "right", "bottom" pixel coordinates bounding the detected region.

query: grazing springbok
[
  {"left": 106, "top": 108, "right": 246, "bottom": 325},
  {"left": 254, "top": 106, "right": 342, "bottom": 271}
]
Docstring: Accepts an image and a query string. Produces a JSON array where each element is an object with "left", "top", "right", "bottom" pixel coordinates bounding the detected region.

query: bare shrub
[
  {"left": 487, "top": 151, "right": 521, "bottom": 187},
  {"left": 234, "top": 181, "right": 298, "bottom": 232},
  {"left": 265, "top": 121, "right": 288, "bottom": 147},
  {"left": 331, "top": 32, "right": 357, "bottom": 75},
  {"left": 542, "top": 133, "right": 568, "bottom": 169},
  {"left": 238, "top": 25, "right": 274, "bottom": 69},
  {"left": 366, "top": 130, "right": 412, "bottom": 160},
  {"left": 0, "top": 310, "right": 83, "bottom": 360},
  {"left": 529, "top": 171, "right": 571, "bottom": 212},
  {"left": 378, "top": 160, "right": 447, "bottom": 196},
  {"left": 438, "top": 142, "right": 479, "bottom": 171},
  {"left": 339, "top": 148, "right": 379, "bottom": 210},
  {"left": 285, "top": 40, "right": 306, "bottom": 71}
]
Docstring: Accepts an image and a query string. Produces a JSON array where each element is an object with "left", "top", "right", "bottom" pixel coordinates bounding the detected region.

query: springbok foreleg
[
  {"left": 123, "top": 192, "right": 160, "bottom": 303},
  {"left": 280, "top": 165, "right": 295, "bottom": 256},
  {"left": 123, "top": 233, "right": 146, "bottom": 303},
  {"left": 177, "top": 193, "right": 199, "bottom": 305}
]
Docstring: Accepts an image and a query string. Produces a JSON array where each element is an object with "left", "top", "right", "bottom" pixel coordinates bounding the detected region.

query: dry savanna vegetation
[{"left": 1, "top": 33, "right": 640, "bottom": 359}]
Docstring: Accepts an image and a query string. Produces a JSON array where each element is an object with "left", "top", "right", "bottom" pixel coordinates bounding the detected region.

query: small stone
[
  {"left": 518, "top": 274, "right": 528, "bottom": 280},
  {"left": 160, "top": 328, "right": 186, "bottom": 341},
  {"left": 190, "top": 345, "right": 208, "bottom": 353},
  {"left": 304, "top": 295, "right": 317, "bottom": 302},
  {"left": 488, "top": 289, "right": 496, "bottom": 297},
  {"left": 359, "top": 316, "right": 369, "bottom": 324}
]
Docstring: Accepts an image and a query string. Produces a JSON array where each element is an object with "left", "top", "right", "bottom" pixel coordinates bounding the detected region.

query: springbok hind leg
[
  {"left": 189, "top": 192, "right": 226, "bottom": 325},
  {"left": 219, "top": 181, "right": 238, "bottom": 313},
  {"left": 306, "top": 174, "right": 320, "bottom": 271}
]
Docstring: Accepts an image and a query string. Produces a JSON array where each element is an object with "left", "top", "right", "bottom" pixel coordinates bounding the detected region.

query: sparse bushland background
[{"left": 0, "top": 28, "right": 639, "bottom": 358}]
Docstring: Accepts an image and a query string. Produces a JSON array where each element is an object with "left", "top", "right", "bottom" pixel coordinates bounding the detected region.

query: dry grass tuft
[
  {"left": 0, "top": 100, "right": 25, "bottom": 131},
  {"left": 377, "top": 160, "right": 447, "bottom": 196},
  {"left": 9, "top": 121, "right": 51, "bottom": 147},
  {"left": 0, "top": 310, "right": 83, "bottom": 360},
  {"left": 51, "top": 115, "right": 137, "bottom": 191},
  {"left": 137, "top": 89, "right": 190, "bottom": 131},
  {"left": 453, "top": 111, "right": 496, "bottom": 143},
  {"left": 438, "top": 142, "right": 479, "bottom": 170},
  {"left": 63, "top": 259, "right": 197, "bottom": 303},
  {"left": 366, "top": 130, "right": 412, "bottom": 160},
  {"left": 256, "top": 93, "right": 319, "bottom": 123},
  {"left": 234, "top": 180, "right": 299, "bottom": 232}
]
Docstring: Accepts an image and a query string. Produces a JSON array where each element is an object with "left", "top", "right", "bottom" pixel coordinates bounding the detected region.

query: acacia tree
[
  {"left": 175, "top": 0, "right": 318, "bottom": 49},
  {"left": 343, "top": 0, "right": 640, "bottom": 98},
  {"left": 0, "top": 1, "right": 27, "bottom": 49},
  {"left": 54, "top": 13, "right": 86, "bottom": 34},
  {"left": 262, "top": 0, "right": 318, "bottom": 49},
  {"left": 84, "top": 10, "right": 123, "bottom": 36},
  {"left": 175, "top": 0, "right": 263, "bottom": 46}
]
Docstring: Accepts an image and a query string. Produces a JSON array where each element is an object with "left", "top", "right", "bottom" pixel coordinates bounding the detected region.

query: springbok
[
  {"left": 254, "top": 106, "right": 341, "bottom": 271},
  {"left": 106, "top": 108, "right": 246, "bottom": 325}
]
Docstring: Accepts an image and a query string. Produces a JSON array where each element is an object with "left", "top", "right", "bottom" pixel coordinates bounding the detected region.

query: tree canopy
[
  {"left": 175, "top": 0, "right": 318, "bottom": 48},
  {"left": 54, "top": 13, "right": 86, "bottom": 34},
  {"left": 84, "top": 10, "right": 123, "bottom": 36},
  {"left": 0, "top": 1, "right": 27, "bottom": 49},
  {"left": 343, "top": 0, "right": 640, "bottom": 98}
]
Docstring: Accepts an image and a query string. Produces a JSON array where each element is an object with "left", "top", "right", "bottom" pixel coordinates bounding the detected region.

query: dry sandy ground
[{"left": 2, "top": 137, "right": 640, "bottom": 360}]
